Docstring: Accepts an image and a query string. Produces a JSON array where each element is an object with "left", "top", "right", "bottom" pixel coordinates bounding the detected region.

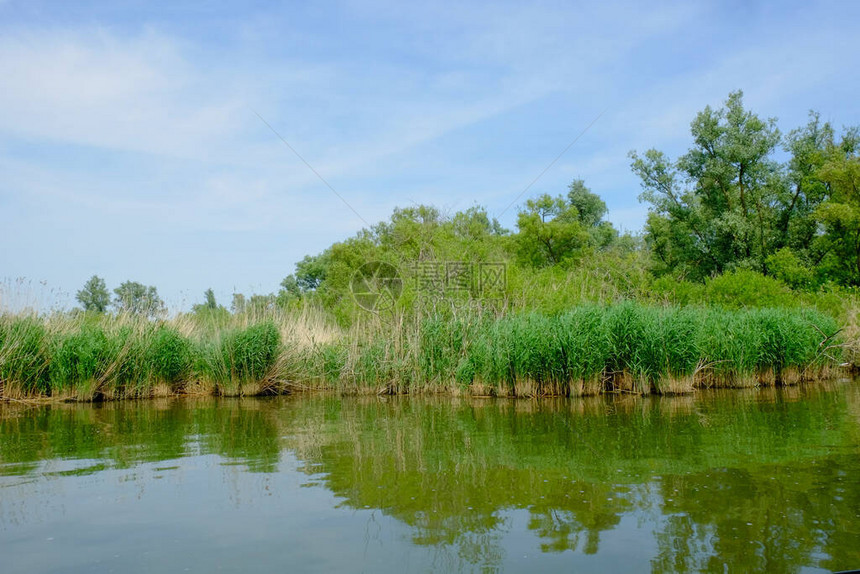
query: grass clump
[
  {"left": 0, "top": 316, "right": 51, "bottom": 396},
  {"left": 450, "top": 304, "right": 842, "bottom": 396},
  {"left": 49, "top": 324, "right": 113, "bottom": 398},
  {"left": 147, "top": 326, "right": 192, "bottom": 390},
  {"left": 218, "top": 322, "right": 281, "bottom": 395},
  {"left": 603, "top": 302, "right": 656, "bottom": 393},
  {"left": 554, "top": 306, "right": 612, "bottom": 395},
  {"left": 313, "top": 342, "right": 349, "bottom": 386},
  {"left": 649, "top": 308, "right": 701, "bottom": 394}
]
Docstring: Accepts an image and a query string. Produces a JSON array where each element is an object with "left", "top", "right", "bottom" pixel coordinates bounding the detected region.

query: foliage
[
  {"left": 76, "top": 275, "right": 110, "bottom": 313},
  {"left": 0, "top": 316, "right": 51, "bottom": 394},
  {"left": 147, "top": 326, "right": 192, "bottom": 386},
  {"left": 514, "top": 194, "right": 592, "bottom": 267},
  {"left": 632, "top": 92, "right": 860, "bottom": 288},
  {"left": 192, "top": 289, "right": 230, "bottom": 325},
  {"left": 814, "top": 138, "right": 860, "bottom": 285},
  {"left": 0, "top": 300, "right": 847, "bottom": 401},
  {"left": 702, "top": 270, "right": 797, "bottom": 309},
  {"left": 514, "top": 180, "right": 617, "bottom": 268},
  {"left": 49, "top": 324, "right": 114, "bottom": 391},
  {"left": 113, "top": 281, "right": 165, "bottom": 318},
  {"left": 231, "top": 293, "right": 246, "bottom": 314},
  {"left": 6, "top": 94, "right": 860, "bottom": 401},
  {"left": 631, "top": 91, "right": 783, "bottom": 279},
  {"left": 765, "top": 248, "right": 814, "bottom": 290},
  {"left": 203, "top": 289, "right": 217, "bottom": 310}
]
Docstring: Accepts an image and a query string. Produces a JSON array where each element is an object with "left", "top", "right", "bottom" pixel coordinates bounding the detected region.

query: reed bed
[
  {"left": 411, "top": 304, "right": 843, "bottom": 397},
  {"left": 0, "top": 303, "right": 849, "bottom": 402}
]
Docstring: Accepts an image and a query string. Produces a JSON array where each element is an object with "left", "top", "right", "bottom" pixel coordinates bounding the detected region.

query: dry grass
[
  {"left": 842, "top": 302, "right": 860, "bottom": 370},
  {"left": 656, "top": 375, "right": 697, "bottom": 395}
]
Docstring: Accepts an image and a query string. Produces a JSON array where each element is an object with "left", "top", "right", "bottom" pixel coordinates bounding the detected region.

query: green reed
[{"left": 0, "top": 303, "right": 846, "bottom": 401}]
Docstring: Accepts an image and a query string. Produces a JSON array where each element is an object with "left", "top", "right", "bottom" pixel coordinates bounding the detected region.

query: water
[{"left": 1, "top": 382, "right": 859, "bottom": 573}]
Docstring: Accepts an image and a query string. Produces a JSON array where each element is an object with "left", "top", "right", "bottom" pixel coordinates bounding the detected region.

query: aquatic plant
[
  {"left": 0, "top": 316, "right": 51, "bottom": 396},
  {"left": 0, "top": 303, "right": 847, "bottom": 401}
]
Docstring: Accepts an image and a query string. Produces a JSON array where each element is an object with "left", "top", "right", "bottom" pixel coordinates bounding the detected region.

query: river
[{"left": 2, "top": 381, "right": 859, "bottom": 572}]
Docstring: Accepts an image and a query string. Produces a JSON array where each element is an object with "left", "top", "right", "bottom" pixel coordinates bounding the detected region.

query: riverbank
[{"left": 0, "top": 303, "right": 851, "bottom": 402}]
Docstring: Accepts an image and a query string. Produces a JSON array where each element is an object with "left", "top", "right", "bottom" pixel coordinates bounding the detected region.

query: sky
[{"left": 1, "top": 0, "right": 859, "bottom": 311}]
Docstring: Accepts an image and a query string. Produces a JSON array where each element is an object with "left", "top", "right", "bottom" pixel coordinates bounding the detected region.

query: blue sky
[{"left": 1, "top": 0, "right": 858, "bottom": 311}]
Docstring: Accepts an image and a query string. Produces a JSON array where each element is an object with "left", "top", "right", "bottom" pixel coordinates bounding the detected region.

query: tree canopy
[
  {"left": 632, "top": 90, "right": 860, "bottom": 286},
  {"left": 75, "top": 275, "right": 110, "bottom": 313},
  {"left": 113, "top": 281, "right": 165, "bottom": 318}
]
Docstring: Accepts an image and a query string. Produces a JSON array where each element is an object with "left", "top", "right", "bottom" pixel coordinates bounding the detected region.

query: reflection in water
[{"left": 1, "top": 382, "right": 860, "bottom": 573}]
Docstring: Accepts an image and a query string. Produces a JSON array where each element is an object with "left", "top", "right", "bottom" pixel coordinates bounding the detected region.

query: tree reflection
[{"left": 1, "top": 383, "right": 859, "bottom": 571}]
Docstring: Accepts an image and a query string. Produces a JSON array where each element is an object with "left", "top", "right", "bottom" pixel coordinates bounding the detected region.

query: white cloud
[{"left": 0, "top": 29, "right": 238, "bottom": 157}]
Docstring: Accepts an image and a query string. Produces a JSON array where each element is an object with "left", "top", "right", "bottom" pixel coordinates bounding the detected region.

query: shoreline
[{"left": 2, "top": 367, "right": 855, "bottom": 405}]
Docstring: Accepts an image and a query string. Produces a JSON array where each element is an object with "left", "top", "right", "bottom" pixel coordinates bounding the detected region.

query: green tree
[
  {"left": 295, "top": 254, "right": 330, "bottom": 291},
  {"left": 567, "top": 179, "right": 617, "bottom": 248},
  {"left": 280, "top": 275, "right": 301, "bottom": 297},
  {"left": 514, "top": 194, "right": 591, "bottom": 267},
  {"left": 113, "top": 281, "right": 165, "bottom": 318},
  {"left": 451, "top": 206, "right": 508, "bottom": 240},
  {"left": 631, "top": 91, "right": 783, "bottom": 280},
  {"left": 203, "top": 288, "right": 217, "bottom": 310},
  {"left": 814, "top": 136, "right": 860, "bottom": 284},
  {"left": 567, "top": 179, "right": 607, "bottom": 226},
  {"left": 75, "top": 275, "right": 110, "bottom": 313},
  {"left": 513, "top": 181, "right": 617, "bottom": 269},
  {"left": 780, "top": 112, "right": 836, "bottom": 261},
  {"left": 276, "top": 275, "right": 302, "bottom": 308}
]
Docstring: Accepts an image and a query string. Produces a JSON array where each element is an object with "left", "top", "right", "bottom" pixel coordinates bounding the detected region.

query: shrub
[{"left": 704, "top": 270, "right": 797, "bottom": 309}]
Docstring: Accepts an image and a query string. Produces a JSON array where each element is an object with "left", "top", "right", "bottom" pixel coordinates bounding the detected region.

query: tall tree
[
  {"left": 294, "top": 254, "right": 330, "bottom": 291},
  {"left": 192, "top": 288, "right": 224, "bottom": 315},
  {"left": 76, "top": 275, "right": 110, "bottom": 313},
  {"left": 113, "top": 281, "right": 165, "bottom": 318},
  {"left": 203, "top": 288, "right": 217, "bottom": 310},
  {"left": 514, "top": 181, "right": 617, "bottom": 268},
  {"left": 567, "top": 179, "right": 617, "bottom": 248},
  {"left": 631, "top": 91, "right": 783, "bottom": 280},
  {"left": 514, "top": 194, "right": 591, "bottom": 267},
  {"left": 780, "top": 112, "right": 835, "bottom": 257},
  {"left": 814, "top": 131, "right": 860, "bottom": 284}
]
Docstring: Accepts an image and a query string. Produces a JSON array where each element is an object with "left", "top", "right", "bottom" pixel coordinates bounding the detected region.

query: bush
[
  {"left": 649, "top": 276, "right": 706, "bottom": 306},
  {"left": 766, "top": 248, "right": 814, "bottom": 290},
  {"left": 704, "top": 270, "right": 797, "bottom": 309}
]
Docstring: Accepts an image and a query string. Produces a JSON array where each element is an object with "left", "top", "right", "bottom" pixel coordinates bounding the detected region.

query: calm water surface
[{"left": 1, "top": 382, "right": 859, "bottom": 573}]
